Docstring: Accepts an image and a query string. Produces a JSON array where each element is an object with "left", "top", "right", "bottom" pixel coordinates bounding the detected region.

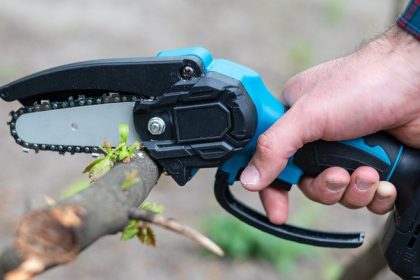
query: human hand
[{"left": 240, "top": 26, "right": 420, "bottom": 224}]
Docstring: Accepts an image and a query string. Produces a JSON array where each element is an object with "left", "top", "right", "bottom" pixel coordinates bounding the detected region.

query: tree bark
[
  {"left": 0, "top": 151, "right": 160, "bottom": 280},
  {"left": 338, "top": 233, "right": 387, "bottom": 280}
]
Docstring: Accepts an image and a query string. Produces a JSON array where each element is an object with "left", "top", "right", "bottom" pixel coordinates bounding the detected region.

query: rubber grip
[{"left": 293, "top": 132, "right": 403, "bottom": 183}]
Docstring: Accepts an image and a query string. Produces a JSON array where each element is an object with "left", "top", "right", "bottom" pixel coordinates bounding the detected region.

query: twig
[{"left": 129, "top": 208, "right": 224, "bottom": 257}]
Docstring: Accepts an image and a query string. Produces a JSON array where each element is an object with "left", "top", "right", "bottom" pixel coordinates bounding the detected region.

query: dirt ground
[{"left": 0, "top": 0, "right": 407, "bottom": 279}]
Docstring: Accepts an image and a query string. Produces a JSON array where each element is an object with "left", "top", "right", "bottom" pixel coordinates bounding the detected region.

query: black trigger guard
[{"left": 214, "top": 170, "right": 365, "bottom": 248}]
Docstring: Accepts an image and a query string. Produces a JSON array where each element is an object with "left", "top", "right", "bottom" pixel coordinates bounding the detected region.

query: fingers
[
  {"left": 259, "top": 186, "right": 289, "bottom": 224},
  {"left": 240, "top": 105, "right": 319, "bottom": 191},
  {"left": 299, "top": 166, "right": 379, "bottom": 208},
  {"left": 280, "top": 66, "right": 321, "bottom": 106},
  {"left": 298, "top": 166, "right": 395, "bottom": 214},
  {"left": 298, "top": 167, "right": 350, "bottom": 205},
  {"left": 259, "top": 166, "right": 395, "bottom": 226},
  {"left": 340, "top": 166, "right": 380, "bottom": 208},
  {"left": 367, "top": 181, "right": 397, "bottom": 214}
]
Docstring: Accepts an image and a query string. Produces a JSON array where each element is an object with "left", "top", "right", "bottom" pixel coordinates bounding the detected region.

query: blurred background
[{"left": 0, "top": 0, "right": 410, "bottom": 279}]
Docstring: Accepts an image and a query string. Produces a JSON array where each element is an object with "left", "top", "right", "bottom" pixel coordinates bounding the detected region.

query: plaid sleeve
[{"left": 397, "top": 0, "right": 420, "bottom": 40}]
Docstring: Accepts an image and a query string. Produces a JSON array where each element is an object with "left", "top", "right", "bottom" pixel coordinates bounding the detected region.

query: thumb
[{"left": 240, "top": 104, "right": 317, "bottom": 191}]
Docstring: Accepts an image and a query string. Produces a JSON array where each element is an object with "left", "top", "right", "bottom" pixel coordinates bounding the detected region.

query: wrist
[
  {"left": 374, "top": 26, "right": 420, "bottom": 82},
  {"left": 383, "top": 25, "right": 420, "bottom": 53}
]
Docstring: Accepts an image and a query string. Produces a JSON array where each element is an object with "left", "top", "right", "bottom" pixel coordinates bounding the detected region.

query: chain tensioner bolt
[
  {"left": 147, "top": 117, "right": 166, "bottom": 135},
  {"left": 180, "top": 65, "right": 195, "bottom": 80}
]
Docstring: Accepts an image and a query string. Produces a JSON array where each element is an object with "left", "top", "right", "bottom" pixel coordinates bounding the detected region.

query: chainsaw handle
[{"left": 215, "top": 131, "right": 406, "bottom": 248}]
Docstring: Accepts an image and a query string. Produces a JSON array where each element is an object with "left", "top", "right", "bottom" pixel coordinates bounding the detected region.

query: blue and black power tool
[{"left": 1, "top": 47, "right": 419, "bottom": 279}]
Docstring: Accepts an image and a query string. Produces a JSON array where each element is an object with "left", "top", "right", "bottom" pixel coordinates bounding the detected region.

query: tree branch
[
  {"left": 0, "top": 151, "right": 160, "bottom": 280},
  {"left": 338, "top": 233, "right": 387, "bottom": 280},
  {"left": 128, "top": 208, "right": 224, "bottom": 257}
]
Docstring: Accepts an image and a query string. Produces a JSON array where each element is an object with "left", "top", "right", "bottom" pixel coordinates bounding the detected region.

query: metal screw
[
  {"left": 180, "top": 66, "right": 195, "bottom": 80},
  {"left": 147, "top": 117, "right": 166, "bottom": 135}
]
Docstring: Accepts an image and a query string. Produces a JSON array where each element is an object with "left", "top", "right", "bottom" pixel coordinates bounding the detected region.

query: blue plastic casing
[{"left": 158, "top": 47, "right": 394, "bottom": 185}]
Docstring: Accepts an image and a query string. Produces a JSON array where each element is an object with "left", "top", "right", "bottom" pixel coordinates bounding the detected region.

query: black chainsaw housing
[
  {"left": 134, "top": 71, "right": 257, "bottom": 185},
  {"left": 0, "top": 57, "right": 203, "bottom": 106}
]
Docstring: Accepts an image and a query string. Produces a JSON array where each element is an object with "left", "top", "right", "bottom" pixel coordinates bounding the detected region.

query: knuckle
[
  {"left": 340, "top": 198, "right": 366, "bottom": 209},
  {"left": 316, "top": 189, "right": 343, "bottom": 205},
  {"left": 256, "top": 131, "right": 278, "bottom": 155},
  {"left": 318, "top": 197, "right": 340, "bottom": 206}
]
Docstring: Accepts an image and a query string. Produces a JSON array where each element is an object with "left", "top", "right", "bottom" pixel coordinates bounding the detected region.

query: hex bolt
[
  {"left": 147, "top": 117, "right": 166, "bottom": 135},
  {"left": 180, "top": 66, "right": 195, "bottom": 80}
]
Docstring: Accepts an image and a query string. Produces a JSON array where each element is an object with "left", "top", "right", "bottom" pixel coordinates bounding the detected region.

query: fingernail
[
  {"left": 356, "top": 179, "right": 373, "bottom": 191},
  {"left": 326, "top": 181, "right": 346, "bottom": 192},
  {"left": 240, "top": 164, "right": 260, "bottom": 187}
]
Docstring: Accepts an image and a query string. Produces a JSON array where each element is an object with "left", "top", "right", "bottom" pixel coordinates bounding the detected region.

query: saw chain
[{"left": 8, "top": 93, "right": 138, "bottom": 155}]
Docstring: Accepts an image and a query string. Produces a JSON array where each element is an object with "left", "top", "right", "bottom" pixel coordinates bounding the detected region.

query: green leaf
[
  {"left": 85, "top": 156, "right": 114, "bottom": 182},
  {"left": 119, "top": 123, "right": 129, "bottom": 144},
  {"left": 83, "top": 123, "right": 143, "bottom": 183},
  {"left": 83, "top": 157, "right": 107, "bottom": 174},
  {"left": 128, "top": 141, "right": 142, "bottom": 154},
  {"left": 137, "top": 223, "right": 156, "bottom": 246},
  {"left": 121, "top": 220, "right": 139, "bottom": 240},
  {"left": 118, "top": 147, "right": 130, "bottom": 161},
  {"left": 140, "top": 202, "right": 165, "bottom": 214}
]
